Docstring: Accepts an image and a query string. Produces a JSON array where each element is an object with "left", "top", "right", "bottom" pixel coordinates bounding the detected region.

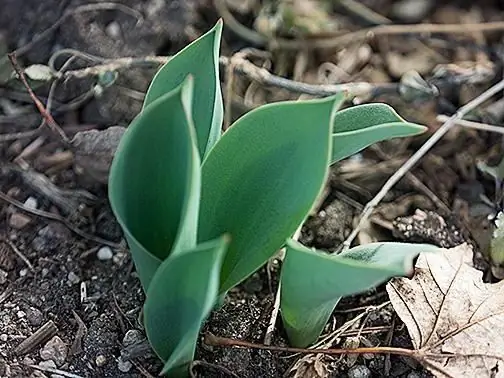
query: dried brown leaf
[
  {"left": 386, "top": 244, "right": 504, "bottom": 378},
  {"left": 288, "top": 353, "right": 328, "bottom": 378}
]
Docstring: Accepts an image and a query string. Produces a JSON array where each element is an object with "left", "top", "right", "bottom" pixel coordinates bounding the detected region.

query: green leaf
[
  {"left": 143, "top": 20, "right": 223, "bottom": 158},
  {"left": 280, "top": 239, "right": 439, "bottom": 347},
  {"left": 144, "top": 235, "right": 230, "bottom": 376},
  {"left": 199, "top": 94, "right": 343, "bottom": 294},
  {"left": 331, "top": 103, "right": 426, "bottom": 164},
  {"left": 108, "top": 76, "right": 200, "bottom": 291}
]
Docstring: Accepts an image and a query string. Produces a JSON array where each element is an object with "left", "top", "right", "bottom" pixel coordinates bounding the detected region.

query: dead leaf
[
  {"left": 386, "top": 244, "right": 504, "bottom": 378},
  {"left": 288, "top": 353, "right": 328, "bottom": 378},
  {"left": 71, "top": 126, "right": 125, "bottom": 184}
]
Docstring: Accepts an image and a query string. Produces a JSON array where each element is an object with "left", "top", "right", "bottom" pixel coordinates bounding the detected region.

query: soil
[{"left": 1, "top": 1, "right": 503, "bottom": 377}]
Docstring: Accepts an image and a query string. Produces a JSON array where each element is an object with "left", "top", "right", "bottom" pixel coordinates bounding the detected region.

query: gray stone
[
  {"left": 122, "top": 329, "right": 142, "bottom": 347},
  {"left": 348, "top": 365, "right": 371, "bottom": 378},
  {"left": 117, "top": 357, "right": 132, "bottom": 373},
  {"left": 40, "top": 336, "right": 68, "bottom": 367},
  {"left": 9, "top": 213, "right": 31, "bottom": 229},
  {"left": 67, "top": 271, "right": 80, "bottom": 285},
  {"left": 97, "top": 246, "right": 113, "bottom": 261},
  {"left": 95, "top": 354, "right": 107, "bottom": 367},
  {"left": 23, "top": 196, "right": 38, "bottom": 210},
  {"left": 0, "top": 269, "right": 7, "bottom": 285},
  {"left": 26, "top": 307, "right": 44, "bottom": 326},
  {"left": 392, "top": 0, "right": 433, "bottom": 23}
]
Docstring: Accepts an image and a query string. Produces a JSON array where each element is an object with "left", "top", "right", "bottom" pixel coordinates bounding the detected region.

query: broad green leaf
[
  {"left": 143, "top": 20, "right": 223, "bottom": 158},
  {"left": 331, "top": 103, "right": 426, "bottom": 163},
  {"left": 199, "top": 94, "right": 343, "bottom": 294},
  {"left": 280, "top": 239, "right": 440, "bottom": 347},
  {"left": 109, "top": 76, "right": 200, "bottom": 290},
  {"left": 144, "top": 235, "right": 230, "bottom": 376}
]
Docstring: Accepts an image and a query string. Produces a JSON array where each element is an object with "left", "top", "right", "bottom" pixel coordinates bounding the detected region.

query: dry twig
[{"left": 342, "top": 78, "right": 504, "bottom": 250}]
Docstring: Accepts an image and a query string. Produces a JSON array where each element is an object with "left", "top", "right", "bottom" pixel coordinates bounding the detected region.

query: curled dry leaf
[
  {"left": 288, "top": 353, "right": 328, "bottom": 378},
  {"left": 71, "top": 126, "right": 125, "bottom": 184},
  {"left": 386, "top": 243, "right": 504, "bottom": 378}
]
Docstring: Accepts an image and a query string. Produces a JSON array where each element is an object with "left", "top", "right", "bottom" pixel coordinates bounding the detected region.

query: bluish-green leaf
[
  {"left": 144, "top": 235, "right": 229, "bottom": 376},
  {"left": 143, "top": 20, "right": 223, "bottom": 158},
  {"left": 331, "top": 103, "right": 426, "bottom": 163},
  {"left": 199, "top": 93, "right": 344, "bottom": 294},
  {"left": 280, "top": 240, "right": 439, "bottom": 347},
  {"left": 108, "top": 77, "right": 200, "bottom": 291}
]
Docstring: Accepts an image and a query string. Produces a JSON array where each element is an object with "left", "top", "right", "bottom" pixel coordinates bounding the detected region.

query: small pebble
[
  {"left": 407, "top": 372, "right": 423, "bottom": 378},
  {"left": 348, "top": 365, "right": 371, "bottom": 378},
  {"left": 117, "top": 357, "right": 132, "bottom": 373},
  {"left": 17, "top": 310, "right": 26, "bottom": 319},
  {"left": 24, "top": 196, "right": 38, "bottom": 210},
  {"left": 0, "top": 334, "right": 7, "bottom": 342},
  {"left": 0, "top": 269, "right": 7, "bottom": 284},
  {"left": 9, "top": 212, "right": 31, "bottom": 229},
  {"left": 38, "top": 360, "right": 57, "bottom": 369},
  {"left": 23, "top": 356, "right": 35, "bottom": 365},
  {"left": 67, "top": 271, "right": 80, "bottom": 285},
  {"left": 392, "top": 0, "right": 433, "bottom": 22},
  {"left": 19, "top": 268, "right": 28, "bottom": 277},
  {"left": 122, "top": 329, "right": 142, "bottom": 347},
  {"left": 97, "top": 246, "right": 113, "bottom": 261},
  {"left": 27, "top": 307, "right": 44, "bottom": 326},
  {"left": 40, "top": 336, "right": 68, "bottom": 366},
  {"left": 95, "top": 354, "right": 107, "bottom": 367},
  {"left": 105, "top": 21, "right": 121, "bottom": 39}
]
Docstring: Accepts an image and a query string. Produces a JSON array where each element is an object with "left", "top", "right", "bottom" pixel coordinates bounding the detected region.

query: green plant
[{"left": 109, "top": 20, "right": 438, "bottom": 376}]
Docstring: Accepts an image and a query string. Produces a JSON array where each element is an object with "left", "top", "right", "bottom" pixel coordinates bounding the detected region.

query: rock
[
  {"left": 9, "top": 213, "right": 31, "bottom": 229},
  {"left": 38, "top": 360, "right": 56, "bottom": 369},
  {"left": 392, "top": 0, "right": 433, "bottom": 23},
  {"left": 23, "top": 196, "right": 38, "bottom": 210},
  {"left": 97, "top": 246, "right": 113, "bottom": 261},
  {"left": 26, "top": 307, "right": 44, "bottom": 326},
  {"left": 348, "top": 365, "right": 372, "bottom": 378},
  {"left": 122, "top": 329, "right": 143, "bottom": 347},
  {"left": 105, "top": 22, "right": 121, "bottom": 39},
  {"left": 67, "top": 271, "right": 80, "bottom": 285},
  {"left": 0, "top": 269, "right": 7, "bottom": 285},
  {"left": 32, "top": 223, "right": 72, "bottom": 253},
  {"left": 117, "top": 357, "right": 132, "bottom": 373},
  {"left": 0, "top": 334, "right": 7, "bottom": 342},
  {"left": 95, "top": 354, "right": 107, "bottom": 367},
  {"left": 16, "top": 310, "right": 26, "bottom": 319},
  {"left": 40, "top": 336, "right": 68, "bottom": 367}
]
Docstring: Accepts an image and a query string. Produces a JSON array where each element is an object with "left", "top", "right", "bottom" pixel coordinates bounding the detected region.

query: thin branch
[
  {"left": 342, "top": 78, "right": 504, "bottom": 250},
  {"left": 437, "top": 114, "right": 504, "bottom": 135},
  {"left": 8, "top": 53, "right": 70, "bottom": 145},
  {"left": 62, "top": 55, "right": 380, "bottom": 99},
  {"left": 0, "top": 190, "right": 122, "bottom": 250},
  {"left": 205, "top": 333, "right": 416, "bottom": 359},
  {"left": 264, "top": 226, "right": 303, "bottom": 345},
  {"left": 3, "top": 239, "right": 34, "bottom": 272}
]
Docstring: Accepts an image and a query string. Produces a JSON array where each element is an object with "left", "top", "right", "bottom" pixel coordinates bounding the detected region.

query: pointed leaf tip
[
  {"left": 200, "top": 95, "right": 342, "bottom": 294},
  {"left": 143, "top": 21, "right": 223, "bottom": 158}
]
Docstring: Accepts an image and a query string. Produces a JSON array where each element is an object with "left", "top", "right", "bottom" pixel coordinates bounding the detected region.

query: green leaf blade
[
  {"left": 108, "top": 77, "right": 200, "bottom": 290},
  {"left": 280, "top": 240, "right": 439, "bottom": 347},
  {"left": 143, "top": 21, "right": 223, "bottom": 157},
  {"left": 199, "top": 94, "right": 343, "bottom": 294},
  {"left": 331, "top": 103, "right": 426, "bottom": 164},
  {"left": 144, "top": 235, "right": 230, "bottom": 376}
]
